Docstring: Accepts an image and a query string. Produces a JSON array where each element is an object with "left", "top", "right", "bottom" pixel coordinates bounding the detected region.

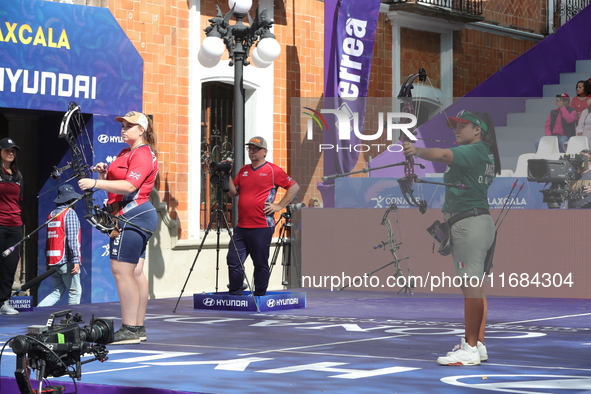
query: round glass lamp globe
[
  {"left": 256, "top": 38, "right": 281, "bottom": 62},
  {"left": 198, "top": 50, "right": 221, "bottom": 68},
  {"left": 228, "top": 0, "right": 252, "bottom": 14},
  {"left": 251, "top": 47, "right": 272, "bottom": 68},
  {"left": 201, "top": 36, "right": 225, "bottom": 59}
]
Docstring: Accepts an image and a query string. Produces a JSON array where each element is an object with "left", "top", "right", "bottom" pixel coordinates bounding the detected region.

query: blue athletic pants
[{"left": 226, "top": 226, "right": 274, "bottom": 296}]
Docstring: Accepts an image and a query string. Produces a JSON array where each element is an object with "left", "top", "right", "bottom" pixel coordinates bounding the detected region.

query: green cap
[{"left": 446, "top": 110, "right": 488, "bottom": 132}]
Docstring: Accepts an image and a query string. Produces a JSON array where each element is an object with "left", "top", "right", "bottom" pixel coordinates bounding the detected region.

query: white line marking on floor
[
  {"left": 239, "top": 335, "right": 409, "bottom": 356},
  {"left": 501, "top": 312, "right": 591, "bottom": 325},
  {"left": 83, "top": 366, "right": 150, "bottom": 374}
]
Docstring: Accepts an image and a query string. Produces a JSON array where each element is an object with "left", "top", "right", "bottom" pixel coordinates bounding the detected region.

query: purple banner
[{"left": 322, "top": 0, "right": 381, "bottom": 179}]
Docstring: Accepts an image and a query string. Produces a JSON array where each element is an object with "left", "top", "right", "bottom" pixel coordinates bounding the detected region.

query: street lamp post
[
  {"left": 199, "top": 0, "right": 280, "bottom": 226},
  {"left": 199, "top": 0, "right": 280, "bottom": 179}
]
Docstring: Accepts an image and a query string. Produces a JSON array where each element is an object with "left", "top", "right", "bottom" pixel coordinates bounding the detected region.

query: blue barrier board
[{"left": 193, "top": 291, "right": 306, "bottom": 312}]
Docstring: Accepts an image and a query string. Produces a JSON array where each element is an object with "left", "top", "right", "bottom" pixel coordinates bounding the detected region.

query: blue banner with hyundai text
[{"left": 0, "top": 0, "right": 143, "bottom": 114}]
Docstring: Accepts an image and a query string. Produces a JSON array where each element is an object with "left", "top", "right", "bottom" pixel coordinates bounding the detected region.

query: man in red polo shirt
[{"left": 226, "top": 136, "right": 299, "bottom": 296}]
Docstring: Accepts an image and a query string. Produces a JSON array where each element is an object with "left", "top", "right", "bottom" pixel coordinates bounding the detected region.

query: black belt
[
  {"left": 447, "top": 208, "right": 490, "bottom": 227},
  {"left": 106, "top": 201, "right": 131, "bottom": 214}
]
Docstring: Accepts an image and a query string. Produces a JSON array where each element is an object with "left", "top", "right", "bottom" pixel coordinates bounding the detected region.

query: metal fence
[
  {"left": 388, "top": 0, "right": 483, "bottom": 15},
  {"left": 556, "top": 0, "right": 590, "bottom": 23}
]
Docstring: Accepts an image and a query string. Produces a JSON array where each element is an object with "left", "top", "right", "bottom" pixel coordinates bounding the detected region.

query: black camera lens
[
  {"left": 210, "top": 161, "right": 232, "bottom": 173},
  {"left": 287, "top": 202, "right": 305, "bottom": 213},
  {"left": 81, "top": 318, "right": 114, "bottom": 344},
  {"left": 9, "top": 335, "right": 31, "bottom": 355},
  {"left": 527, "top": 160, "right": 548, "bottom": 180}
]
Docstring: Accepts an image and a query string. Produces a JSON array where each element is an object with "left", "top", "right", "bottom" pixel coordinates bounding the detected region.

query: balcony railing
[
  {"left": 556, "top": 0, "right": 591, "bottom": 24},
  {"left": 385, "top": 0, "right": 483, "bottom": 15}
]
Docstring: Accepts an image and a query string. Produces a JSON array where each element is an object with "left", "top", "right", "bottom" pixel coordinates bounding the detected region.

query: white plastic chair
[
  {"left": 513, "top": 153, "right": 536, "bottom": 178},
  {"left": 535, "top": 136, "right": 560, "bottom": 158},
  {"left": 565, "top": 136, "right": 590, "bottom": 155}
]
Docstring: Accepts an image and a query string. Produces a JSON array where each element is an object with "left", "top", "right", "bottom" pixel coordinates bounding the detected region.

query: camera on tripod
[
  {"left": 10, "top": 310, "right": 114, "bottom": 394},
  {"left": 209, "top": 160, "right": 232, "bottom": 192},
  {"left": 527, "top": 154, "right": 589, "bottom": 208},
  {"left": 286, "top": 202, "right": 305, "bottom": 215}
]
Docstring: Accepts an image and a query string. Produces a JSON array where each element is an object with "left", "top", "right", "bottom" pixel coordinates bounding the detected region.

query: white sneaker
[
  {"left": 0, "top": 300, "right": 19, "bottom": 315},
  {"left": 477, "top": 341, "right": 488, "bottom": 361},
  {"left": 445, "top": 338, "right": 488, "bottom": 361},
  {"left": 438, "top": 337, "right": 481, "bottom": 365}
]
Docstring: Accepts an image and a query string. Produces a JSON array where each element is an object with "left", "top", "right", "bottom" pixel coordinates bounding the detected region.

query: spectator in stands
[
  {"left": 534, "top": 93, "right": 577, "bottom": 153},
  {"left": 571, "top": 80, "right": 591, "bottom": 118},
  {"left": 576, "top": 99, "right": 591, "bottom": 141},
  {"left": 568, "top": 149, "right": 591, "bottom": 209}
]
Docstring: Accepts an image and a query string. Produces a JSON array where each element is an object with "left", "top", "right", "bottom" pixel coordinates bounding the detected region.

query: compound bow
[
  {"left": 337, "top": 202, "right": 413, "bottom": 292},
  {"left": 59, "top": 102, "right": 153, "bottom": 235},
  {"left": 395, "top": 69, "right": 470, "bottom": 214},
  {"left": 397, "top": 68, "right": 429, "bottom": 213},
  {"left": 373, "top": 202, "right": 414, "bottom": 293},
  {"left": 379, "top": 203, "right": 408, "bottom": 279},
  {"left": 59, "top": 102, "right": 117, "bottom": 234}
]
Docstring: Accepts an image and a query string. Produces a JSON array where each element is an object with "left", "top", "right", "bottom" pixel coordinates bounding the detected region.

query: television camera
[
  {"left": 10, "top": 310, "right": 114, "bottom": 394},
  {"left": 527, "top": 153, "right": 589, "bottom": 208}
]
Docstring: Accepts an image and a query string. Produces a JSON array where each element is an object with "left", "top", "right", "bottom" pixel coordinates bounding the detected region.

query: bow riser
[
  {"left": 397, "top": 70, "right": 429, "bottom": 213},
  {"left": 59, "top": 102, "right": 116, "bottom": 234}
]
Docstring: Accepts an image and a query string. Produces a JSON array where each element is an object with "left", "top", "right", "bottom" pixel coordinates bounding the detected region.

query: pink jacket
[{"left": 545, "top": 106, "right": 578, "bottom": 136}]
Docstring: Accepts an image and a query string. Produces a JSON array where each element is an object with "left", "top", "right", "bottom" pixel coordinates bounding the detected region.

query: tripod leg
[
  {"left": 269, "top": 217, "right": 292, "bottom": 288},
  {"left": 269, "top": 220, "right": 285, "bottom": 277},
  {"left": 173, "top": 211, "right": 217, "bottom": 313},
  {"left": 281, "top": 234, "right": 291, "bottom": 287},
  {"left": 214, "top": 212, "right": 223, "bottom": 294}
]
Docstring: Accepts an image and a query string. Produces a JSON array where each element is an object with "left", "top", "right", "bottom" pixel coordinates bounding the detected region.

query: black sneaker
[
  {"left": 110, "top": 325, "right": 141, "bottom": 345},
  {"left": 138, "top": 326, "right": 147, "bottom": 342}
]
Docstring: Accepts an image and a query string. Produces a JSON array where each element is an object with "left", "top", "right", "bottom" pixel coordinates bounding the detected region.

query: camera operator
[
  {"left": 568, "top": 149, "right": 591, "bottom": 208},
  {"left": 226, "top": 136, "right": 299, "bottom": 296}
]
